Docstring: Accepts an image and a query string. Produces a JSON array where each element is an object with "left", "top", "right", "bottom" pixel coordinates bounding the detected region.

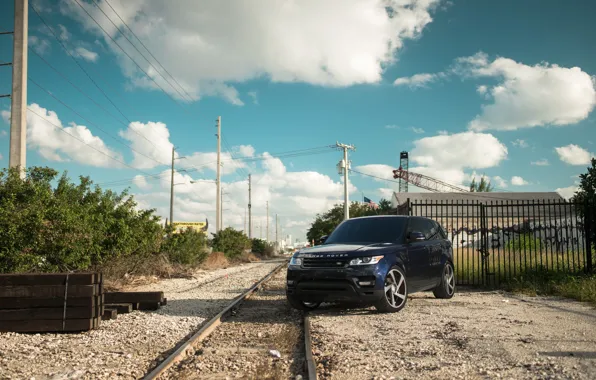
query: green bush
[
  {"left": 162, "top": 227, "right": 209, "bottom": 265},
  {"left": 211, "top": 227, "right": 251, "bottom": 259},
  {"left": 506, "top": 233, "right": 543, "bottom": 253},
  {"left": 0, "top": 166, "right": 163, "bottom": 273}
]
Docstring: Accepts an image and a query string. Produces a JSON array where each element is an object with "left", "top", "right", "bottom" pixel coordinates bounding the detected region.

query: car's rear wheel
[
  {"left": 374, "top": 266, "right": 408, "bottom": 313},
  {"left": 433, "top": 261, "right": 455, "bottom": 299},
  {"left": 286, "top": 294, "right": 321, "bottom": 311}
]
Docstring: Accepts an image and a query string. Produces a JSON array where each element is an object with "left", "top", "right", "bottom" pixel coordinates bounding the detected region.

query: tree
[
  {"left": 470, "top": 176, "right": 493, "bottom": 192},
  {"left": 572, "top": 158, "right": 596, "bottom": 248},
  {"left": 210, "top": 227, "right": 251, "bottom": 258},
  {"left": 306, "top": 198, "right": 391, "bottom": 243}
]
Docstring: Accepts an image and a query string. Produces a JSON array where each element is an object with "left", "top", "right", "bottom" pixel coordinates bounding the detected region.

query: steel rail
[
  {"left": 304, "top": 314, "right": 318, "bottom": 380},
  {"left": 143, "top": 260, "right": 287, "bottom": 380}
]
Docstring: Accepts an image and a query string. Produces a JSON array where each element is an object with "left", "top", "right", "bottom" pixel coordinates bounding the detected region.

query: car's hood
[{"left": 296, "top": 243, "right": 397, "bottom": 258}]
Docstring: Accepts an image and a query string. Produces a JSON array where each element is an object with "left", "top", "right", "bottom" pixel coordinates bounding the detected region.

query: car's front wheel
[
  {"left": 374, "top": 266, "right": 408, "bottom": 313},
  {"left": 433, "top": 261, "right": 455, "bottom": 299},
  {"left": 286, "top": 294, "right": 321, "bottom": 311}
]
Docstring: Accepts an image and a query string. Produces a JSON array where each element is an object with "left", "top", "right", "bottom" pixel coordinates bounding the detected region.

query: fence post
[
  {"left": 407, "top": 198, "right": 411, "bottom": 216},
  {"left": 585, "top": 202, "right": 593, "bottom": 273}
]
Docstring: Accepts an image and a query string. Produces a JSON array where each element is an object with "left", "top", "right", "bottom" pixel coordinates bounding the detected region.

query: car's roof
[{"left": 347, "top": 215, "right": 409, "bottom": 219}]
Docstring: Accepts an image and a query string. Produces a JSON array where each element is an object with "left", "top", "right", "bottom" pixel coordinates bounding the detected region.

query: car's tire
[
  {"left": 433, "top": 261, "right": 456, "bottom": 299},
  {"left": 286, "top": 294, "right": 321, "bottom": 311},
  {"left": 374, "top": 266, "right": 408, "bottom": 313}
]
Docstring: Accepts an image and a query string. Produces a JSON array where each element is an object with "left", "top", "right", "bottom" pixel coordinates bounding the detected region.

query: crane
[{"left": 392, "top": 167, "right": 469, "bottom": 193}]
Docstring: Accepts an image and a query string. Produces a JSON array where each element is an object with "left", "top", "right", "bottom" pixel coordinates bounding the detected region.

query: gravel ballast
[
  {"left": 164, "top": 267, "right": 305, "bottom": 379},
  {"left": 310, "top": 290, "right": 596, "bottom": 379},
  {"left": 0, "top": 261, "right": 282, "bottom": 380}
]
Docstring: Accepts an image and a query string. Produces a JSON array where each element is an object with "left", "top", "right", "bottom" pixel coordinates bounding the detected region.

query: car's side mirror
[
  {"left": 407, "top": 231, "right": 425, "bottom": 243},
  {"left": 318, "top": 235, "right": 328, "bottom": 245}
]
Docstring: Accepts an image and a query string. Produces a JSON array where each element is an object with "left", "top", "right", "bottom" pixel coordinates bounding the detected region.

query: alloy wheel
[
  {"left": 444, "top": 264, "right": 455, "bottom": 296},
  {"left": 384, "top": 269, "right": 407, "bottom": 309}
]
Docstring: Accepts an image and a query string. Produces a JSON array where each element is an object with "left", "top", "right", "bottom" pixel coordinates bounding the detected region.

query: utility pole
[
  {"left": 215, "top": 116, "right": 221, "bottom": 232},
  {"left": 9, "top": 0, "right": 28, "bottom": 178},
  {"left": 266, "top": 201, "right": 269, "bottom": 242},
  {"left": 275, "top": 214, "right": 278, "bottom": 250},
  {"left": 169, "top": 146, "right": 175, "bottom": 227},
  {"left": 336, "top": 142, "right": 356, "bottom": 221},
  {"left": 259, "top": 220, "right": 262, "bottom": 239},
  {"left": 248, "top": 174, "right": 252, "bottom": 239}
]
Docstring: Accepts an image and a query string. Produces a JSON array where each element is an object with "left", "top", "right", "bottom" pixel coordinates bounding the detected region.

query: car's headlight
[
  {"left": 289, "top": 257, "right": 302, "bottom": 266},
  {"left": 349, "top": 255, "right": 384, "bottom": 266}
]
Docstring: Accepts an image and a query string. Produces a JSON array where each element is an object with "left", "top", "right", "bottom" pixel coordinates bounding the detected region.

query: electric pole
[
  {"left": 9, "top": 0, "right": 28, "bottom": 178},
  {"left": 266, "top": 201, "right": 269, "bottom": 242},
  {"left": 215, "top": 116, "right": 221, "bottom": 232},
  {"left": 248, "top": 174, "right": 252, "bottom": 239},
  {"left": 275, "top": 214, "right": 278, "bottom": 250},
  {"left": 169, "top": 146, "right": 175, "bottom": 227},
  {"left": 336, "top": 142, "right": 356, "bottom": 221}
]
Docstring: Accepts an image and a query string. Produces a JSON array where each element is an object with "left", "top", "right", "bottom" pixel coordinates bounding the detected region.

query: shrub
[
  {"left": 0, "top": 166, "right": 163, "bottom": 273},
  {"left": 210, "top": 227, "right": 251, "bottom": 259},
  {"left": 506, "top": 233, "right": 543, "bottom": 253},
  {"left": 161, "top": 227, "right": 209, "bottom": 265},
  {"left": 201, "top": 251, "right": 229, "bottom": 270}
]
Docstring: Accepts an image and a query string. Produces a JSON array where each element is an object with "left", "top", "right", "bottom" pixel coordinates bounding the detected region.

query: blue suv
[{"left": 286, "top": 215, "right": 455, "bottom": 313}]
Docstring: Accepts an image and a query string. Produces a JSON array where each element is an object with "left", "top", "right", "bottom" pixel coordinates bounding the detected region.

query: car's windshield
[{"left": 324, "top": 217, "right": 407, "bottom": 245}]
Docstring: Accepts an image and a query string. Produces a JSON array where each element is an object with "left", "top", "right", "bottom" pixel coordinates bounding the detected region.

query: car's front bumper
[{"left": 286, "top": 263, "right": 387, "bottom": 303}]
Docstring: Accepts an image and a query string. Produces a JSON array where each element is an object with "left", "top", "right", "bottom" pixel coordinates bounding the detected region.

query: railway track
[{"left": 143, "top": 260, "right": 318, "bottom": 380}]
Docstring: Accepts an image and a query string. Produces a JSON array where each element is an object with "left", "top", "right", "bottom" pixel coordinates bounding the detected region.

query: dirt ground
[{"left": 310, "top": 288, "right": 596, "bottom": 380}]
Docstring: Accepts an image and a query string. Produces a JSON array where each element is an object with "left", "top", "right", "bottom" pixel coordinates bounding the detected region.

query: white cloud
[
  {"left": 394, "top": 72, "right": 444, "bottom": 88},
  {"left": 512, "top": 139, "right": 528, "bottom": 148},
  {"left": 385, "top": 124, "right": 399, "bottom": 129},
  {"left": 511, "top": 176, "right": 528, "bottom": 186},
  {"left": 556, "top": 186, "right": 578, "bottom": 200},
  {"left": 119, "top": 121, "right": 174, "bottom": 169},
  {"left": 0, "top": 130, "right": 7, "bottom": 137},
  {"left": 1, "top": 103, "right": 122, "bottom": 167},
  {"left": 410, "top": 127, "right": 425, "bottom": 134},
  {"left": 354, "top": 164, "right": 395, "bottom": 182},
  {"left": 61, "top": 0, "right": 441, "bottom": 104},
  {"left": 58, "top": 24, "right": 71, "bottom": 41},
  {"left": 456, "top": 52, "right": 596, "bottom": 131},
  {"left": 28, "top": 35, "right": 51, "bottom": 55},
  {"left": 476, "top": 85, "right": 487, "bottom": 94},
  {"left": 555, "top": 144, "right": 594, "bottom": 165},
  {"left": 247, "top": 91, "right": 258, "bottom": 105},
  {"left": 73, "top": 47, "right": 99, "bottom": 62},
  {"left": 531, "top": 158, "right": 549, "bottom": 166},
  {"left": 492, "top": 176, "right": 507, "bottom": 188},
  {"left": 237, "top": 145, "right": 255, "bottom": 157},
  {"left": 0, "top": 153, "right": 3, "bottom": 160},
  {"left": 133, "top": 174, "right": 152, "bottom": 190},
  {"left": 437, "top": 130, "right": 448, "bottom": 135}
]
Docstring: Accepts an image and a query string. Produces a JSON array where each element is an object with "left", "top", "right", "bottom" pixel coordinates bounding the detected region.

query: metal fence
[{"left": 405, "top": 199, "right": 595, "bottom": 287}]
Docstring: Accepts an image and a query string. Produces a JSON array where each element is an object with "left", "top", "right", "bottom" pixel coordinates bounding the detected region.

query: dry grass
[
  {"left": 249, "top": 359, "right": 285, "bottom": 380},
  {"left": 200, "top": 251, "right": 230, "bottom": 270},
  {"left": 234, "top": 251, "right": 262, "bottom": 263},
  {"left": 98, "top": 253, "right": 195, "bottom": 291}
]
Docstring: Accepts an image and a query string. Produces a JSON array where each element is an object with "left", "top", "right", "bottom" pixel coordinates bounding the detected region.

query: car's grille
[{"left": 302, "top": 257, "right": 349, "bottom": 268}]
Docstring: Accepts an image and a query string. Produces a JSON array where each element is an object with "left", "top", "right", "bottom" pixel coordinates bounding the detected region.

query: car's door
[
  {"left": 405, "top": 217, "right": 433, "bottom": 291},
  {"left": 424, "top": 219, "right": 445, "bottom": 287}
]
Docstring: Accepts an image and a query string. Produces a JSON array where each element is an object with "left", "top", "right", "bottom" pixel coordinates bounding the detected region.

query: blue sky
[{"left": 1, "top": 0, "right": 595, "bottom": 241}]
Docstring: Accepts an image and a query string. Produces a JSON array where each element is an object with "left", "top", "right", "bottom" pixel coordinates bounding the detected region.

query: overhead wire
[
  {"left": 89, "top": 0, "right": 193, "bottom": 103},
  {"left": 29, "top": 4, "right": 166, "bottom": 149},
  {"left": 28, "top": 77, "right": 168, "bottom": 168},
  {"left": 71, "top": 0, "right": 193, "bottom": 114},
  {"left": 97, "top": 145, "right": 336, "bottom": 188},
  {"left": 102, "top": 0, "right": 197, "bottom": 103},
  {"left": 26, "top": 105, "right": 165, "bottom": 179}
]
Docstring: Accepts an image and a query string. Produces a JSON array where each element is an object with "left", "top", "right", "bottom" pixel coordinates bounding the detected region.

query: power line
[
  {"left": 90, "top": 0, "right": 193, "bottom": 103},
  {"left": 71, "top": 0, "right": 193, "bottom": 113},
  {"left": 97, "top": 145, "right": 336, "bottom": 187},
  {"left": 26, "top": 106, "right": 162, "bottom": 178},
  {"left": 27, "top": 5, "right": 169, "bottom": 155},
  {"left": 102, "top": 0, "right": 196, "bottom": 103},
  {"left": 28, "top": 76, "right": 168, "bottom": 167},
  {"left": 28, "top": 48, "right": 167, "bottom": 158}
]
